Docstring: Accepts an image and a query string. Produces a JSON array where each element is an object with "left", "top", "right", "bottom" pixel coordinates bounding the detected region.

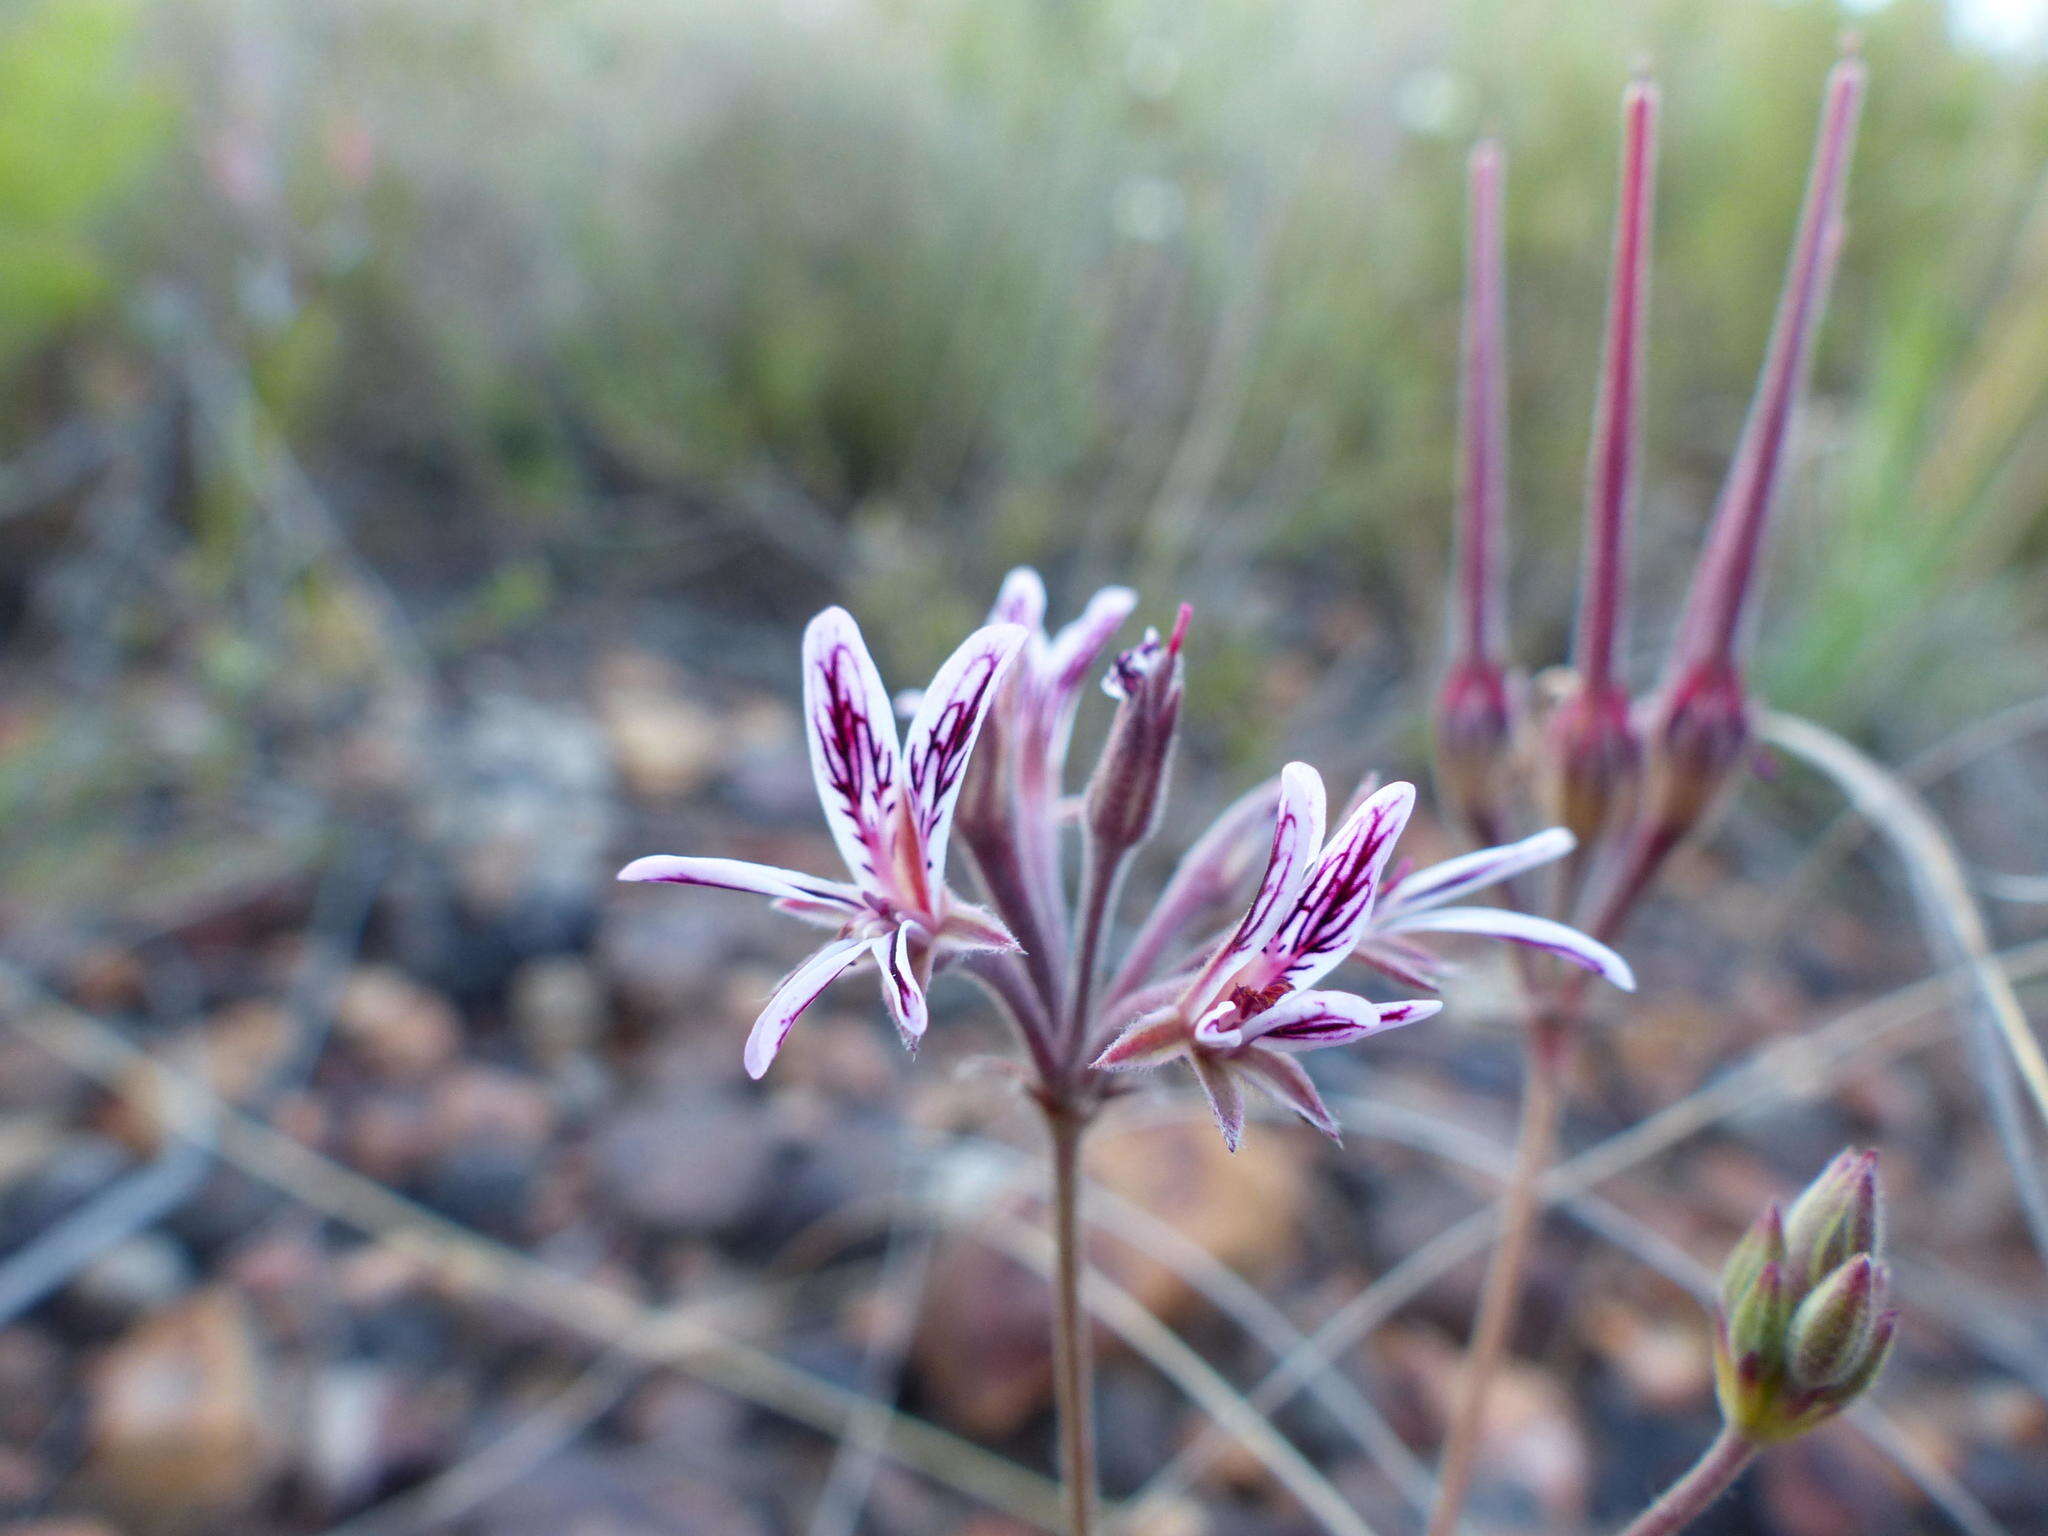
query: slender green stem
[
  {"left": 1617, "top": 1426, "right": 1758, "bottom": 1536},
  {"left": 1042, "top": 1099, "right": 1098, "bottom": 1536},
  {"left": 1425, "top": 1013, "right": 1571, "bottom": 1536}
]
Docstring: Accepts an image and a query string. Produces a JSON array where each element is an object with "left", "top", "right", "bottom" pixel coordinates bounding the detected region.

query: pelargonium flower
[
  {"left": 619, "top": 607, "right": 1026, "bottom": 1078},
  {"left": 1354, "top": 827, "right": 1637, "bottom": 993},
  {"left": 1092, "top": 763, "right": 1444, "bottom": 1149}
]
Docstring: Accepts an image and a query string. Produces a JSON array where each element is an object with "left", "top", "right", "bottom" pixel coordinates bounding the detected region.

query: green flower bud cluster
[{"left": 1714, "top": 1148, "right": 1898, "bottom": 1443}]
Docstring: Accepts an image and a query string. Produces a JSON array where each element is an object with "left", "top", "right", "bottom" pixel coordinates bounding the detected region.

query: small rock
[
  {"left": 1086, "top": 1116, "right": 1310, "bottom": 1324},
  {"left": 595, "top": 650, "right": 728, "bottom": 801},
  {"left": 426, "top": 1067, "right": 553, "bottom": 1155},
  {"left": 509, "top": 957, "right": 605, "bottom": 1066},
  {"left": 592, "top": 1095, "right": 779, "bottom": 1236},
  {"left": 67, "top": 1234, "right": 195, "bottom": 1329},
  {"left": 335, "top": 967, "right": 460, "bottom": 1083},
  {"left": 68, "top": 946, "right": 146, "bottom": 1013},
  {"left": 84, "top": 1288, "right": 273, "bottom": 1531},
  {"left": 1583, "top": 1299, "right": 1712, "bottom": 1412},
  {"left": 913, "top": 1220, "right": 1054, "bottom": 1438}
]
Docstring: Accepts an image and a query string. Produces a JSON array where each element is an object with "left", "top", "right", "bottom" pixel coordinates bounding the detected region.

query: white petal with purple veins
[
  {"left": 617, "top": 855, "right": 861, "bottom": 911},
  {"left": 1184, "top": 762, "right": 1327, "bottom": 1015},
  {"left": 803, "top": 607, "right": 903, "bottom": 892},
  {"left": 744, "top": 936, "right": 870, "bottom": 1079},
  {"left": 1263, "top": 781, "right": 1416, "bottom": 993},
  {"left": 1238, "top": 989, "right": 1439, "bottom": 1051},
  {"left": 989, "top": 566, "right": 1049, "bottom": 631},
  {"left": 1380, "top": 827, "right": 1575, "bottom": 914},
  {"left": 903, "top": 623, "right": 1028, "bottom": 889},
  {"left": 1380, "top": 906, "right": 1635, "bottom": 990}
]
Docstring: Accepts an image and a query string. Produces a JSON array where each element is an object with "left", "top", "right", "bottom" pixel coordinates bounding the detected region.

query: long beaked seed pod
[
  {"left": 1642, "top": 57, "right": 1865, "bottom": 847},
  {"left": 1435, "top": 141, "right": 1515, "bottom": 841},
  {"left": 1548, "top": 81, "right": 1658, "bottom": 864}
]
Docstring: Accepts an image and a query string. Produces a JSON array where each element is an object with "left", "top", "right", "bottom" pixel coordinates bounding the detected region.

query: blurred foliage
[
  {"left": 0, "top": 0, "right": 168, "bottom": 373},
  {"left": 2, "top": 0, "right": 2046, "bottom": 761}
]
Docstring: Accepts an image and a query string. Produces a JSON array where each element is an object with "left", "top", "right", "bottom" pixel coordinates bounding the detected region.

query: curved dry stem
[
  {"left": 1762, "top": 710, "right": 2048, "bottom": 1268},
  {"left": 1424, "top": 1020, "right": 1569, "bottom": 1536}
]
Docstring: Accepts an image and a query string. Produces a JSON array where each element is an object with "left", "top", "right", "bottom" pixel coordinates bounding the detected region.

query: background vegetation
[{"left": 1, "top": 2, "right": 2045, "bottom": 1533}]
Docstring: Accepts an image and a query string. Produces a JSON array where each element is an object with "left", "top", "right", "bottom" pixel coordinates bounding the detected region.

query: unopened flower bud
[
  {"left": 1725, "top": 1258, "right": 1788, "bottom": 1372},
  {"left": 1712, "top": 1147, "right": 1896, "bottom": 1442},
  {"left": 1434, "top": 660, "right": 1513, "bottom": 837},
  {"left": 1783, "top": 1147, "right": 1881, "bottom": 1290},
  {"left": 1719, "top": 1201, "right": 1786, "bottom": 1317},
  {"left": 1545, "top": 681, "right": 1640, "bottom": 853},
  {"left": 1789, "top": 1255, "right": 1885, "bottom": 1391},
  {"left": 1642, "top": 657, "right": 1750, "bottom": 842},
  {"left": 1085, "top": 606, "right": 1188, "bottom": 852}
]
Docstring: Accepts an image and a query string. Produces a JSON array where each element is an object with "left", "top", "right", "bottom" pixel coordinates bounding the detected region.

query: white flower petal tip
[
  {"left": 1375, "top": 998, "right": 1444, "bottom": 1028},
  {"left": 1383, "top": 826, "right": 1577, "bottom": 911},
  {"left": 743, "top": 937, "right": 869, "bottom": 1079},
  {"left": 1383, "top": 907, "right": 1636, "bottom": 992}
]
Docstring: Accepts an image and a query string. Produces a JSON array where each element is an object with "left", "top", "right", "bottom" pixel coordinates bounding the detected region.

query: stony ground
[{"left": 0, "top": 622, "right": 2044, "bottom": 1536}]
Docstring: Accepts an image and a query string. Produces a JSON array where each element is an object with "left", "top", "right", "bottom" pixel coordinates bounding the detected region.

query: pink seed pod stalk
[
  {"left": 1643, "top": 56, "right": 1865, "bottom": 846},
  {"left": 1581, "top": 55, "right": 1864, "bottom": 942},
  {"left": 1548, "top": 81, "right": 1658, "bottom": 866},
  {"left": 1435, "top": 140, "right": 1515, "bottom": 843}
]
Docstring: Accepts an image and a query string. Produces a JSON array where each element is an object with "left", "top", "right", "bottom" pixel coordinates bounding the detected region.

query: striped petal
[
  {"left": 1352, "top": 936, "right": 1450, "bottom": 992},
  {"left": 989, "top": 566, "right": 1049, "bottom": 631},
  {"left": 1237, "top": 989, "right": 1440, "bottom": 1052},
  {"left": 1184, "top": 763, "right": 1326, "bottom": 1015},
  {"left": 1044, "top": 585, "right": 1138, "bottom": 766},
  {"left": 1109, "top": 776, "right": 1283, "bottom": 999},
  {"left": 903, "top": 622, "right": 1028, "bottom": 888},
  {"left": 744, "top": 936, "right": 870, "bottom": 1079},
  {"left": 803, "top": 607, "right": 902, "bottom": 892},
  {"left": 1380, "top": 906, "right": 1636, "bottom": 991},
  {"left": 617, "top": 855, "right": 861, "bottom": 912},
  {"left": 1264, "top": 780, "right": 1416, "bottom": 993},
  {"left": 1380, "top": 827, "right": 1575, "bottom": 915}
]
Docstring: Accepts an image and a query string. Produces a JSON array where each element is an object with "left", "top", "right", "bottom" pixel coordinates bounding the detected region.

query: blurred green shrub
[
  {"left": 6, "top": 0, "right": 2047, "bottom": 749},
  {"left": 0, "top": 0, "right": 168, "bottom": 376}
]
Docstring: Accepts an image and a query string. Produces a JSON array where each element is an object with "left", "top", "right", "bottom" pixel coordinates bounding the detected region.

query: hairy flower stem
[
  {"left": 1041, "top": 1097, "right": 1100, "bottom": 1536},
  {"left": 1425, "top": 1009, "right": 1572, "bottom": 1536},
  {"left": 1617, "top": 1426, "right": 1758, "bottom": 1536},
  {"left": 1066, "top": 837, "right": 1130, "bottom": 1071}
]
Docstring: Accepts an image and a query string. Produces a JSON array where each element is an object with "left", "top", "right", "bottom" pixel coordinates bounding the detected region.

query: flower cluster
[
  {"left": 1715, "top": 1149, "right": 1897, "bottom": 1442},
  {"left": 622, "top": 571, "right": 1629, "bottom": 1148}
]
